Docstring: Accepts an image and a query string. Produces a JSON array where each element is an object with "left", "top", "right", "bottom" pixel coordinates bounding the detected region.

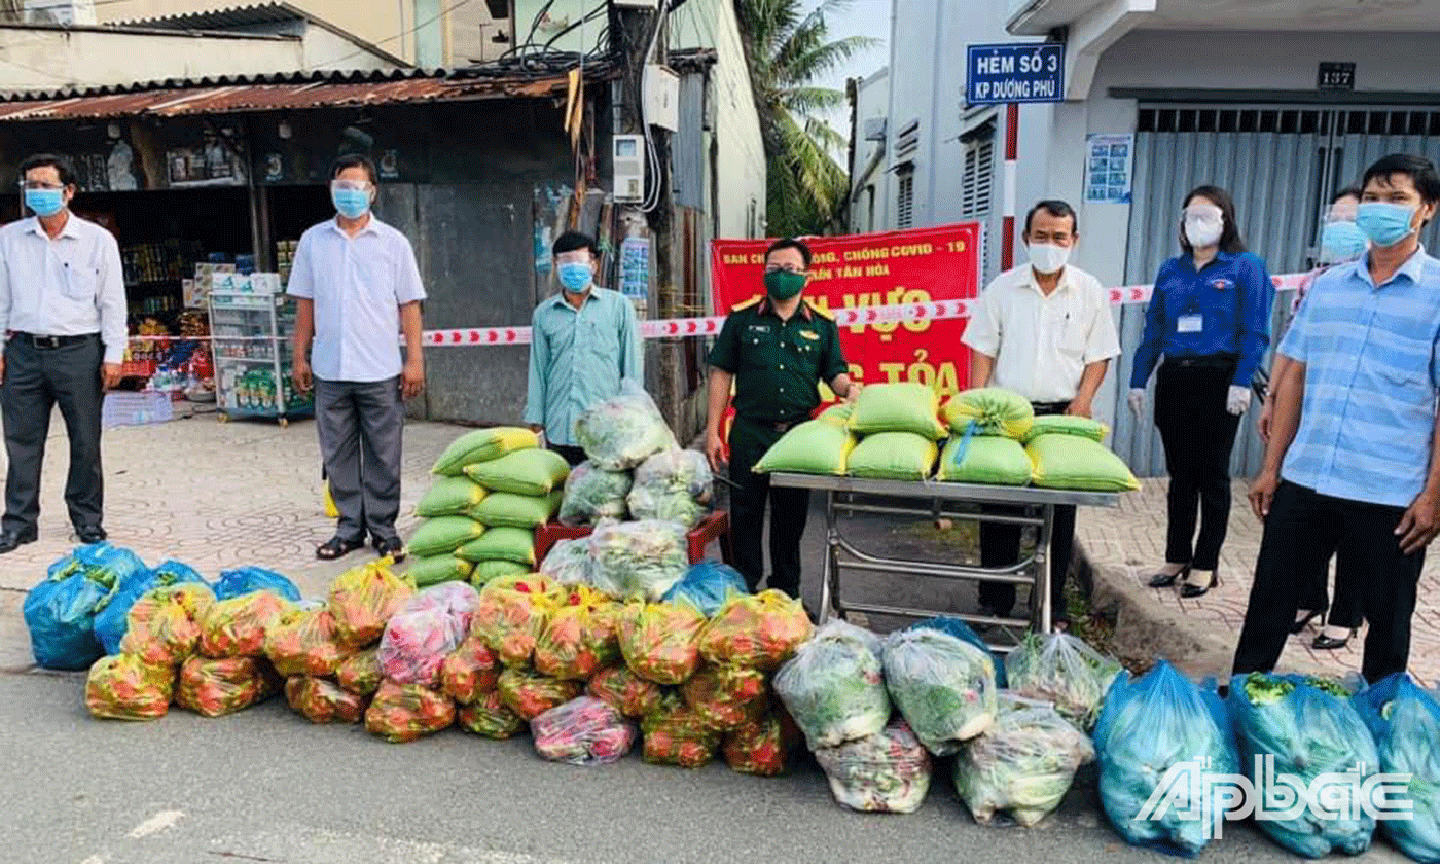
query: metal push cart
[
  {"left": 768, "top": 473, "right": 1120, "bottom": 652},
  {"left": 208, "top": 286, "right": 314, "bottom": 426}
]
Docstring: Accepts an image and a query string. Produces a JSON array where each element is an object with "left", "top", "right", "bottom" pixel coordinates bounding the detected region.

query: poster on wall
[
  {"left": 1084, "top": 134, "right": 1133, "bottom": 204},
  {"left": 618, "top": 236, "right": 651, "bottom": 306},
  {"left": 167, "top": 131, "right": 247, "bottom": 187},
  {"left": 710, "top": 223, "right": 983, "bottom": 401}
]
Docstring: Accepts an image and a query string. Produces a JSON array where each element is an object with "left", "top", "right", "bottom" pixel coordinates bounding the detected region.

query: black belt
[
  {"left": 1165, "top": 354, "right": 1237, "bottom": 370},
  {"left": 736, "top": 415, "right": 804, "bottom": 433},
  {"left": 1031, "top": 401, "right": 1070, "bottom": 415},
  {"left": 10, "top": 331, "right": 98, "bottom": 350}
]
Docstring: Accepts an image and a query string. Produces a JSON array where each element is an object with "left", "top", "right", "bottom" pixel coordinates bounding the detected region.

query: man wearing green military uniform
[{"left": 705, "top": 238, "right": 858, "bottom": 602}]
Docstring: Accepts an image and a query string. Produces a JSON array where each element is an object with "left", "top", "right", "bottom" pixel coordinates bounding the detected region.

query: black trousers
[
  {"left": 2, "top": 334, "right": 105, "bottom": 534},
  {"left": 1232, "top": 481, "right": 1424, "bottom": 684},
  {"left": 548, "top": 443, "right": 588, "bottom": 468},
  {"left": 978, "top": 400, "right": 1077, "bottom": 618},
  {"left": 1295, "top": 535, "right": 1365, "bottom": 628},
  {"left": 1154, "top": 359, "right": 1241, "bottom": 571},
  {"left": 728, "top": 416, "right": 809, "bottom": 599}
]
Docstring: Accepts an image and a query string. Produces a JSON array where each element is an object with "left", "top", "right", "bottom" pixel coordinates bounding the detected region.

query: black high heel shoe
[
  {"left": 1312, "top": 628, "right": 1356, "bottom": 651},
  {"left": 1180, "top": 570, "right": 1221, "bottom": 599},
  {"left": 1147, "top": 565, "right": 1191, "bottom": 588},
  {"left": 1290, "top": 610, "right": 1322, "bottom": 635}
]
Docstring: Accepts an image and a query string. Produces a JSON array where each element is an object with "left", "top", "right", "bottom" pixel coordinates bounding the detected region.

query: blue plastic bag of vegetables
[
  {"left": 906, "top": 616, "right": 1007, "bottom": 689},
  {"left": 215, "top": 567, "right": 301, "bottom": 603},
  {"left": 94, "top": 560, "right": 208, "bottom": 655},
  {"left": 24, "top": 544, "right": 143, "bottom": 670},
  {"left": 1227, "top": 673, "right": 1377, "bottom": 859},
  {"left": 661, "top": 561, "right": 748, "bottom": 617},
  {"left": 1092, "top": 660, "right": 1238, "bottom": 858},
  {"left": 1355, "top": 674, "right": 1440, "bottom": 864}
]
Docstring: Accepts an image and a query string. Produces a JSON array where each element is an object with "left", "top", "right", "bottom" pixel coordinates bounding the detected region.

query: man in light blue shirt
[
  {"left": 1234, "top": 153, "right": 1440, "bottom": 683},
  {"left": 525, "top": 231, "right": 642, "bottom": 466},
  {"left": 289, "top": 154, "right": 426, "bottom": 563}
]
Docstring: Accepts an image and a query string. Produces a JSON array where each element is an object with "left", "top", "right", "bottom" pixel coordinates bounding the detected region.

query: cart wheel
[
  {"left": 278, "top": 417, "right": 289, "bottom": 429},
  {"left": 217, "top": 411, "right": 230, "bottom": 423}
]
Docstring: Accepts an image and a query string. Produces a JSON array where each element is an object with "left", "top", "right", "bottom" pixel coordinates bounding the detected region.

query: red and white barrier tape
[{"left": 128, "top": 273, "right": 1309, "bottom": 347}]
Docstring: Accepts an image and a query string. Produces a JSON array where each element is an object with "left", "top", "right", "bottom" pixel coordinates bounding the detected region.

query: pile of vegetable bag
[
  {"left": 848, "top": 382, "right": 947, "bottom": 440},
  {"left": 698, "top": 589, "right": 813, "bottom": 670},
  {"left": 534, "top": 585, "right": 621, "bottom": 681},
  {"left": 539, "top": 538, "right": 595, "bottom": 586},
  {"left": 574, "top": 381, "right": 677, "bottom": 471},
  {"left": 953, "top": 695, "right": 1094, "bottom": 828},
  {"left": 199, "top": 589, "right": 291, "bottom": 658},
  {"left": 942, "top": 388, "right": 1035, "bottom": 439},
  {"left": 753, "top": 420, "right": 856, "bottom": 476},
  {"left": 906, "top": 617, "right": 1008, "bottom": 689},
  {"left": 26, "top": 543, "right": 143, "bottom": 670},
  {"left": 681, "top": 663, "right": 769, "bottom": 731},
  {"left": 470, "top": 573, "right": 561, "bottom": 669},
  {"left": 662, "top": 561, "right": 749, "bottom": 617},
  {"left": 774, "top": 619, "right": 891, "bottom": 750},
  {"left": 618, "top": 600, "right": 707, "bottom": 685},
  {"left": 336, "top": 649, "right": 383, "bottom": 696},
  {"left": 589, "top": 520, "right": 687, "bottom": 601},
  {"left": 365, "top": 680, "right": 456, "bottom": 743},
  {"left": 1005, "top": 632, "right": 1122, "bottom": 729},
  {"left": 532, "top": 695, "right": 638, "bottom": 765},
  {"left": 1093, "top": 660, "right": 1238, "bottom": 858},
  {"left": 814, "top": 720, "right": 933, "bottom": 814},
  {"left": 287, "top": 676, "right": 368, "bottom": 724},
  {"left": 882, "top": 628, "right": 998, "bottom": 755},
  {"left": 558, "top": 461, "right": 632, "bottom": 526},
  {"left": 379, "top": 582, "right": 479, "bottom": 686},
  {"left": 1355, "top": 673, "right": 1440, "bottom": 864},
  {"left": 1227, "top": 673, "right": 1378, "bottom": 858},
  {"left": 94, "top": 559, "right": 206, "bottom": 655},
  {"left": 327, "top": 560, "right": 414, "bottom": 649},
  {"left": 626, "top": 448, "right": 713, "bottom": 527},
  {"left": 459, "top": 690, "right": 525, "bottom": 739},
  {"left": 213, "top": 566, "right": 300, "bottom": 602},
  {"left": 431, "top": 426, "right": 539, "bottom": 476},
  {"left": 642, "top": 693, "right": 724, "bottom": 768},
  {"left": 724, "top": 709, "right": 801, "bottom": 777}
]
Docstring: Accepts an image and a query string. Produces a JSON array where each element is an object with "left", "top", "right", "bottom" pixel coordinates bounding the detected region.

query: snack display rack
[{"left": 208, "top": 274, "right": 313, "bottom": 427}]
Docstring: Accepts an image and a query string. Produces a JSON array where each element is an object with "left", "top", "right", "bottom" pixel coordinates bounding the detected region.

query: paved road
[{"left": 2, "top": 672, "right": 1398, "bottom": 864}]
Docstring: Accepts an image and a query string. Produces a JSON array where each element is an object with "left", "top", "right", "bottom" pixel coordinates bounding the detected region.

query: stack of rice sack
[
  {"left": 85, "top": 564, "right": 304, "bottom": 721},
  {"left": 411, "top": 426, "right": 562, "bottom": 589}
]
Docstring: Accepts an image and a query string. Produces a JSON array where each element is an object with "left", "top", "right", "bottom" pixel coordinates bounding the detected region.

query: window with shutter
[{"left": 897, "top": 169, "right": 914, "bottom": 229}]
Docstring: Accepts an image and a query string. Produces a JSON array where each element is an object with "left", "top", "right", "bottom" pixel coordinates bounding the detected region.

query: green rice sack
[
  {"left": 1021, "top": 415, "right": 1107, "bottom": 445},
  {"left": 817, "top": 402, "right": 854, "bottom": 427},
  {"left": 456, "top": 527, "right": 538, "bottom": 568},
  {"left": 470, "top": 560, "right": 531, "bottom": 588},
  {"left": 464, "top": 448, "right": 570, "bottom": 497},
  {"left": 468, "top": 491, "right": 564, "bottom": 530},
  {"left": 937, "top": 435, "right": 1033, "bottom": 485},
  {"left": 416, "top": 476, "right": 488, "bottom": 517},
  {"left": 432, "top": 427, "right": 539, "bottom": 476},
  {"left": 409, "top": 516, "right": 486, "bottom": 558},
  {"left": 848, "top": 432, "right": 938, "bottom": 480},
  {"left": 408, "top": 555, "right": 476, "bottom": 588},
  {"left": 943, "top": 389, "right": 1035, "bottom": 439},
  {"left": 1025, "top": 435, "right": 1140, "bottom": 493},
  {"left": 849, "top": 383, "right": 947, "bottom": 440},
  {"left": 753, "top": 421, "right": 857, "bottom": 476}
]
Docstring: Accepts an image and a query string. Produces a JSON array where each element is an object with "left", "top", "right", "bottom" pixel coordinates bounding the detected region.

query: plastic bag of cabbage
[
  {"left": 626, "top": 448, "right": 713, "bottom": 527},
  {"left": 1355, "top": 673, "right": 1440, "bottom": 864},
  {"left": 954, "top": 695, "right": 1094, "bottom": 828},
  {"left": 1005, "top": 633, "right": 1122, "bottom": 730},
  {"left": 588, "top": 520, "right": 687, "bottom": 601},
  {"left": 558, "top": 461, "right": 632, "bottom": 526},
  {"left": 1227, "top": 673, "right": 1378, "bottom": 858},
  {"left": 1093, "top": 660, "right": 1238, "bottom": 858},
  {"left": 773, "top": 620, "right": 891, "bottom": 751},
  {"left": 881, "top": 628, "right": 998, "bottom": 755},
  {"left": 574, "top": 381, "right": 676, "bottom": 471}
]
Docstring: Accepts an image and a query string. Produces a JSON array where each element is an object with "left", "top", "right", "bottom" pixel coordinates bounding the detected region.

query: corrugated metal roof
[
  {"left": 0, "top": 68, "right": 599, "bottom": 121},
  {"left": 119, "top": 2, "right": 304, "bottom": 30}
]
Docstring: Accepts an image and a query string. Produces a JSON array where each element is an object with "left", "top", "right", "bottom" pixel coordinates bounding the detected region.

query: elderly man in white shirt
[
  {"left": 289, "top": 154, "right": 426, "bottom": 563},
  {"left": 961, "top": 200, "right": 1121, "bottom": 630},
  {"left": 0, "top": 154, "right": 127, "bottom": 554}
]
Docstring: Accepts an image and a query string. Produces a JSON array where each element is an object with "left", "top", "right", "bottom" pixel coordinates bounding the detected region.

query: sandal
[
  {"left": 373, "top": 536, "right": 406, "bottom": 564},
  {"left": 317, "top": 536, "right": 365, "bottom": 561}
]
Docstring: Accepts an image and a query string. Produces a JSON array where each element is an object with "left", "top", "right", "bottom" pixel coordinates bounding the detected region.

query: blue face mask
[
  {"left": 331, "top": 187, "right": 371, "bottom": 220},
  {"left": 1319, "top": 220, "right": 1368, "bottom": 264},
  {"left": 1356, "top": 202, "right": 1416, "bottom": 248},
  {"left": 24, "top": 187, "right": 65, "bottom": 218},
  {"left": 557, "top": 261, "right": 593, "bottom": 292}
]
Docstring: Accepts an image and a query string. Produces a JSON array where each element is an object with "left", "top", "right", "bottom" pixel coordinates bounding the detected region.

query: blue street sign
[{"left": 966, "top": 42, "right": 1066, "bottom": 104}]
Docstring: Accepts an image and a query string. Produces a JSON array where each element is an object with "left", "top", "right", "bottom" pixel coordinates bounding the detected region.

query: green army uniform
[{"left": 708, "top": 297, "right": 847, "bottom": 597}]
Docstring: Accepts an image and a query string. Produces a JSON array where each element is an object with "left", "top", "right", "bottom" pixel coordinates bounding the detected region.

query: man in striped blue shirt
[{"left": 1234, "top": 154, "right": 1440, "bottom": 683}]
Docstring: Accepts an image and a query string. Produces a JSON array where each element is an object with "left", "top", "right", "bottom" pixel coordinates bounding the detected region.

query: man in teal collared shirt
[{"left": 525, "top": 231, "right": 643, "bottom": 465}]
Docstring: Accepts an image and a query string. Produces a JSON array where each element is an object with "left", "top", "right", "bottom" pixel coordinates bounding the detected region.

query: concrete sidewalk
[{"left": 1077, "top": 478, "right": 1440, "bottom": 686}]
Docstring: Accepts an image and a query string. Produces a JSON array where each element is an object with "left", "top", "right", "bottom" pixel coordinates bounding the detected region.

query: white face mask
[
  {"left": 1028, "top": 243, "right": 1071, "bottom": 275},
  {"left": 1184, "top": 204, "right": 1224, "bottom": 249}
]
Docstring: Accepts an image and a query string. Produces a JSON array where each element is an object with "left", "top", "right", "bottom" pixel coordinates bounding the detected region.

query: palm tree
[{"left": 734, "top": 0, "right": 879, "bottom": 237}]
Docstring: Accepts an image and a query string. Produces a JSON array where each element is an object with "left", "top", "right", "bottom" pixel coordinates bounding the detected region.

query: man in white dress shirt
[
  {"left": 0, "top": 154, "right": 127, "bottom": 554},
  {"left": 961, "top": 200, "right": 1121, "bottom": 630},
  {"left": 289, "top": 154, "right": 426, "bottom": 563}
]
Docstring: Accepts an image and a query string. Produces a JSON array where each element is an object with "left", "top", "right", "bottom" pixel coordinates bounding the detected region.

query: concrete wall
[{"left": 848, "top": 66, "right": 890, "bottom": 234}]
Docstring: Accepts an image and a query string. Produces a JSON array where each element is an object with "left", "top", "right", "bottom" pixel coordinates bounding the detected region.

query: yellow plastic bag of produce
[
  {"left": 177, "top": 655, "right": 278, "bottom": 717},
  {"left": 440, "top": 636, "right": 502, "bottom": 704},
  {"left": 642, "top": 693, "right": 723, "bottom": 768},
  {"left": 286, "top": 676, "right": 368, "bottom": 724},
  {"left": 432, "top": 426, "right": 539, "bottom": 476},
  {"left": 199, "top": 590, "right": 290, "bottom": 658},
  {"left": 459, "top": 690, "right": 526, "bottom": 739},
  {"left": 264, "top": 608, "right": 354, "bottom": 678},
  {"left": 850, "top": 382, "right": 947, "bottom": 440},
  {"left": 618, "top": 600, "right": 706, "bottom": 685},
  {"left": 753, "top": 421, "right": 857, "bottom": 476},
  {"left": 417, "top": 476, "right": 488, "bottom": 517},
  {"left": 724, "top": 709, "right": 801, "bottom": 777},
  {"left": 324, "top": 479, "right": 339, "bottom": 518},
  {"left": 335, "top": 648, "right": 383, "bottom": 695},
  {"left": 587, "top": 665, "right": 664, "bottom": 718},
  {"left": 497, "top": 668, "right": 582, "bottom": 721},
  {"left": 534, "top": 585, "right": 622, "bottom": 682},
  {"left": 698, "top": 589, "right": 813, "bottom": 671},
  {"left": 85, "top": 653, "right": 175, "bottom": 720},
  {"left": 943, "top": 388, "right": 1035, "bottom": 438},
  {"left": 365, "top": 680, "right": 457, "bottom": 742},
  {"left": 327, "top": 560, "right": 415, "bottom": 648},
  {"left": 681, "top": 663, "right": 769, "bottom": 731},
  {"left": 120, "top": 582, "right": 215, "bottom": 667},
  {"left": 470, "top": 573, "right": 562, "bottom": 668}
]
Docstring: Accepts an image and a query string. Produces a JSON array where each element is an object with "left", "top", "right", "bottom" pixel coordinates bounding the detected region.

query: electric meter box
[{"left": 612, "top": 134, "right": 646, "bottom": 203}]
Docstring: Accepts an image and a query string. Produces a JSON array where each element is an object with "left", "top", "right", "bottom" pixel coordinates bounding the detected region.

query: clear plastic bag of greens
[
  {"left": 774, "top": 619, "right": 890, "bottom": 751},
  {"left": 1004, "top": 632, "right": 1122, "bottom": 730},
  {"left": 953, "top": 695, "right": 1094, "bottom": 828},
  {"left": 881, "top": 628, "right": 998, "bottom": 755},
  {"left": 558, "top": 461, "right": 632, "bottom": 527},
  {"left": 574, "top": 380, "right": 677, "bottom": 471},
  {"left": 588, "top": 520, "right": 687, "bottom": 601},
  {"left": 814, "top": 720, "right": 933, "bottom": 814}
]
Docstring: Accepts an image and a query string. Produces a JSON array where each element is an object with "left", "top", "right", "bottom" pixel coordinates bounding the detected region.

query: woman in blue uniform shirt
[{"left": 1129, "top": 185, "right": 1274, "bottom": 598}]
